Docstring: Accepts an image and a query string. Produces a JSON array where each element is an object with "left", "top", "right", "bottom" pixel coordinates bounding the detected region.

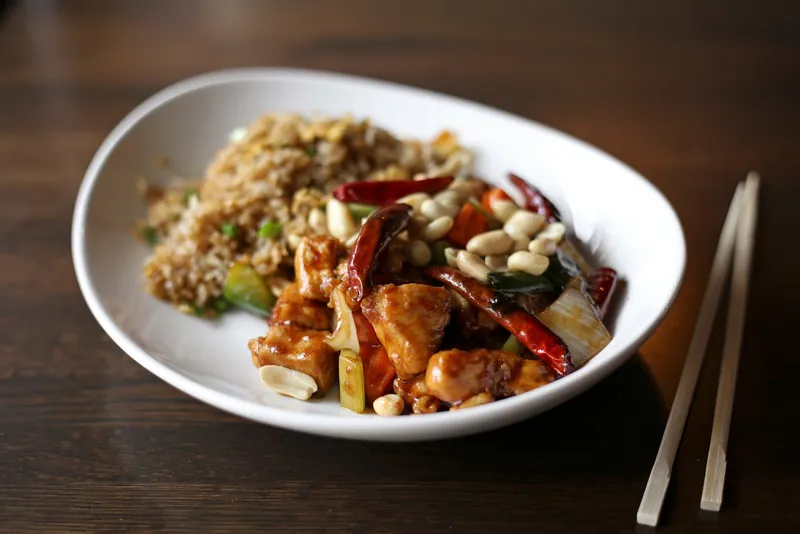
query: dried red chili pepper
[
  {"left": 346, "top": 203, "right": 412, "bottom": 306},
  {"left": 332, "top": 176, "right": 454, "bottom": 206},
  {"left": 588, "top": 266, "right": 618, "bottom": 320},
  {"left": 508, "top": 173, "right": 561, "bottom": 222},
  {"left": 426, "top": 266, "right": 574, "bottom": 376}
]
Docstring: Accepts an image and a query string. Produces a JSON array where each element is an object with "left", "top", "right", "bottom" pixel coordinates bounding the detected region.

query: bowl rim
[{"left": 71, "top": 67, "right": 686, "bottom": 439}]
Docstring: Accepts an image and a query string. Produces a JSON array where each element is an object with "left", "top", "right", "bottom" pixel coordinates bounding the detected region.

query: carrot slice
[
  {"left": 481, "top": 188, "right": 512, "bottom": 214},
  {"left": 361, "top": 345, "right": 396, "bottom": 404},
  {"left": 353, "top": 312, "right": 395, "bottom": 403},
  {"left": 447, "top": 202, "right": 490, "bottom": 247}
]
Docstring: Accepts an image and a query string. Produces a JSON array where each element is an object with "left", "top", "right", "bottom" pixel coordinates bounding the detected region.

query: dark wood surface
[{"left": 1, "top": 1, "right": 799, "bottom": 532}]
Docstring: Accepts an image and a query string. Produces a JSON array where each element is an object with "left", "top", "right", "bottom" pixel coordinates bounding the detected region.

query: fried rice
[{"left": 136, "top": 114, "right": 473, "bottom": 315}]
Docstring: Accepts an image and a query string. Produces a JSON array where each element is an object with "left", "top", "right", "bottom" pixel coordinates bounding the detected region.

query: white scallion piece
[
  {"left": 326, "top": 288, "right": 359, "bottom": 353},
  {"left": 536, "top": 278, "right": 611, "bottom": 367}
]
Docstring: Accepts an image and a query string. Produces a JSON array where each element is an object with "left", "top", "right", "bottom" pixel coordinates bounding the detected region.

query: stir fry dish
[{"left": 136, "top": 114, "right": 619, "bottom": 415}]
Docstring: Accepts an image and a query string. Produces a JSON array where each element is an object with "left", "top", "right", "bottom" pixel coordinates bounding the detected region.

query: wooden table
[{"left": 1, "top": 1, "right": 798, "bottom": 531}]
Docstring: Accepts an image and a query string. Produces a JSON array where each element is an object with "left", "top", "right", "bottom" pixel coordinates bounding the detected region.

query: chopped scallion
[
  {"left": 257, "top": 220, "right": 282, "bottom": 239},
  {"left": 220, "top": 222, "right": 238, "bottom": 238},
  {"left": 500, "top": 334, "right": 525, "bottom": 355},
  {"left": 139, "top": 226, "right": 159, "bottom": 246}
]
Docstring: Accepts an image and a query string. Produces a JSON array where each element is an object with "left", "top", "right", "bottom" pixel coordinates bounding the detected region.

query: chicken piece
[
  {"left": 362, "top": 283, "right": 452, "bottom": 379},
  {"left": 249, "top": 324, "right": 337, "bottom": 392},
  {"left": 425, "top": 349, "right": 518, "bottom": 403},
  {"left": 270, "top": 283, "right": 331, "bottom": 331},
  {"left": 294, "top": 235, "right": 340, "bottom": 301},
  {"left": 425, "top": 349, "right": 556, "bottom": 404},
  {"left": 507, "top": 359, "right": 557, "bottom": 395},
  {"left": 449, "top": 392, "right": 494, "bottom": 411},
  {"left": 334, "top": 256, "right": 349, "bottom": 281}
]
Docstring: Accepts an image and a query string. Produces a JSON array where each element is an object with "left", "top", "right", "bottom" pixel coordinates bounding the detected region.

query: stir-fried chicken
[
  {"left": 425, "top": 349, "right": 555, "bottom": 404},
  {"left": 251, "top": 280, "right": 337, "bottom": 392},
  {"left": 270, "top": 283, "right": 332, "bottom": 331},
  {"left": 507, "top": 359, "right": 557, "bottom": 395},
  {"left": 362, "top": 283, "right": 452, "bottom": 379},
  {"left": 294, "top": 235, "right": 340, "bottom": 302},
  {"left": 449, "top": 391, "right": 495, "bottom": 411},
  {"left": 249, "top": 323, "right": 337, "bottom": 392}
]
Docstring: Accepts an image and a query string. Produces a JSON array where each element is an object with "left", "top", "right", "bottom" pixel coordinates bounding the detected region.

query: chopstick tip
[
  {"left": 700, "top": 498, "right": 722, "bottom": 512},
  {"left": 636, "top": 510, "right": 659, "bottom": 527}
]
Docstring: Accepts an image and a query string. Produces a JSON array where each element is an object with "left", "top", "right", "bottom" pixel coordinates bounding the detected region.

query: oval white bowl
[{"left": 72, "top": 68, "right": 685, "bottom": 441}]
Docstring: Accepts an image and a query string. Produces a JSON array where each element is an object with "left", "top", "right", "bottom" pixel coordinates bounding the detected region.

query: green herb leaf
[
  {"left": 257, "top": 220, "right": 282, "bottom": 239},
  {"left": 139, "top": 226, "right": 159, "bottom": 246},
  {"left": 546, "top": 251, "right": 572, "bottom": 288},
  {"left": 305, "top": 146, "right": 317, "bottom": 157},
  {"left": 488, "top": 271, "right": 559, "bottom": 294},
  {"left": 220, "top": 222, "right": 238, "bottom": 238},
  {"left": 488, "top": 253, "right": 572, "bottom": 295}
]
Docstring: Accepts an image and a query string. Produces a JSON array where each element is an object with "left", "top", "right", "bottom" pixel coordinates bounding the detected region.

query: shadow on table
[
  {"left": 453, "top": 353, "right": 665, "bottom": 472},
  {"left": 386, "top": 353, "right": 667, "bottom": 478},
  {"left": 95, "top": 353, "right": 669, "bottom": 529},
  {"left": 0, "top": 0, "right": 17, "bottom": 20},
  {"left": 273, "top": 353, "right": 668, "bottom": 482}
]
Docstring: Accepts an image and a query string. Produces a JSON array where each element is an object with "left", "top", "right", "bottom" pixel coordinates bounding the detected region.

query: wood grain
[{"left": 1, "top": 0, "right": 799, "bottom": 532}]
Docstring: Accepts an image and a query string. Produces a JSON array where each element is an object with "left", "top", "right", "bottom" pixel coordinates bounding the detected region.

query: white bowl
[{"left": 72, "top": 68, "right": 685, "bottom": 441}]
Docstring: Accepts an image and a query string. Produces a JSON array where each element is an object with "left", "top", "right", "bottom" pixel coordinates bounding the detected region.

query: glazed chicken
[
  {"left": 362, "top": 283, "right": 452, "bottom": 380},
  {"left": 294, "top": 235, "right": 340, "bottom": 302},
  {"left": 269, "top": 283, "right": 332, "bottom": 331},
  {"left": 249, "top": 324, "right": 337, "bottom": 392},
  {"left": 248, "top": 281, "right": 337, "bottom": 393},
  {"left": 507, "top": 358, "right": 558, "bottom": 395},
  {"left": 239, "top": 172, "right": 618, "bottom": 416},
  {"left": 425, "top": 349, "right": 555, "bottom": 404}
]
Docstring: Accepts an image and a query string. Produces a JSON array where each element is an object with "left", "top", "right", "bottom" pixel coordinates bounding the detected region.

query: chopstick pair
[{"left": 637, "top": 172, "right": 760, "bottom": 527}]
